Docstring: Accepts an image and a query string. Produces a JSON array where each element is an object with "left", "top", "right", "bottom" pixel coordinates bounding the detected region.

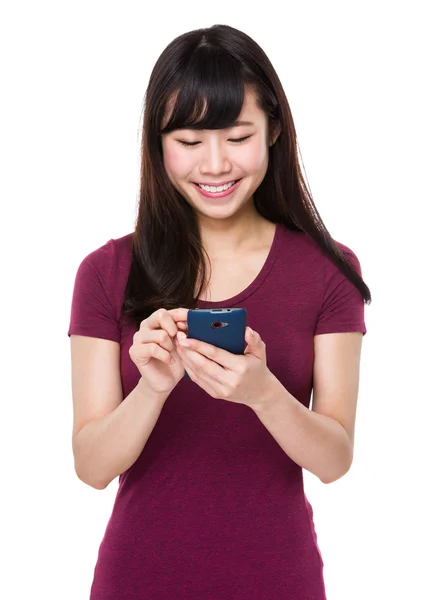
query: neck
[{"left": 198, "top": 205, "right": 271, "bottom": 260}]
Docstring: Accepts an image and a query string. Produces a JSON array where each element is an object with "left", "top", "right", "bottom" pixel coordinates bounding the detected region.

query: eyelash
[{"left": 177, "top": 135, "right": 252, "bottom": 147}]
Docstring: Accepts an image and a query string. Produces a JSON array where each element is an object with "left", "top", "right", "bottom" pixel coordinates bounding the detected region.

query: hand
[
  {"left": 129, "top": 307, "right": 188, "bottom": 395},
  {"left": 175, "top": 326, "right": 278, "bottom": 409}
]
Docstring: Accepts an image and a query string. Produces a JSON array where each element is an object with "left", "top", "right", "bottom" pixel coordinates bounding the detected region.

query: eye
[
  {"left": 177, "top": 141, "right": 200, "bottom": 147},
  {"left": 177, "top": 135, "right": 252, "bottom": 147},
  {"left": 229, "top": 136, "right": 251, "bottom": 144}
]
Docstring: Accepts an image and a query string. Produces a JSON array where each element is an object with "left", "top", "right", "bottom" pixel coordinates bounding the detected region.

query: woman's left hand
[{"left": 175, "top": 326, "right": 278, "bottom": 409}]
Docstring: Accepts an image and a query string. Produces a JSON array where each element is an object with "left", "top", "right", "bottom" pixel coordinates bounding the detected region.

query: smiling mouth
[
  {"left": 195, "top": 178, "right": 242, "bottom": 189},
  {"left": 192, "top": 178, "right": 243, "bottom": 199},
  {"left": 196, "top": 179, "right": 241, "bottom": 185}
]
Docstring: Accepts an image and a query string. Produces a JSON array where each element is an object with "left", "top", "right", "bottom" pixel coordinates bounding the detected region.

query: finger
[
  {"left": 176, "top": 330, "right": 187, "bottom": 343},
  {"left": 178, "top": 338, "right": 240, "bottom": 370},
  {"left": 143, "top": 308, "right": 187, "bottom": 338},
  {"left": 167, "top": 308, "right": 189, "bottom": 324},
  {"left": 178, "top": 349, "right": 226, "bottom": 396},
  {"left": 137, "top": 328, "right": 174, "bottom": 352},
  {"left": 177, "top": 345, "right": 225, "bottom": 380},
  {"left": 132, "top": 342, "right": 175, "bottom": 366},
  {"left": 172, "top": 330, "right": 187, "bottom": 349},
  {"left": 163, "top": 308, "right": 189, "bottom": 335}
]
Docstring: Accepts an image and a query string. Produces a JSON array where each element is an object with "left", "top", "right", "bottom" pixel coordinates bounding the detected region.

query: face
[{"left": 161, "top": 89, "right": 278, "bottom": 222}]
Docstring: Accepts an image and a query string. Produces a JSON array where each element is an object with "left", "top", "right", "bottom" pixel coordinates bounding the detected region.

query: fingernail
[{"left": 176, "top": 331, "right": 186, "bottom": 344}]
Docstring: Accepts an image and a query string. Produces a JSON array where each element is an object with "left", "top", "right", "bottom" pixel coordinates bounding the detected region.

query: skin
[{"left": 161, "top": 88, "right": 280, "bottom": 259}]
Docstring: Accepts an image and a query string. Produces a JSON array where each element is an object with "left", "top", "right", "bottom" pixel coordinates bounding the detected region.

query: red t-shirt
[{"left": 68, "top": 222, "right": 367, "bottom": 599}]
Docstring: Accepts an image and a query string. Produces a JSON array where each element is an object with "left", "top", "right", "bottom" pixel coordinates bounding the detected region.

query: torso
[{"left": 198, "top": 222, "right": 276, "bottom": 302}]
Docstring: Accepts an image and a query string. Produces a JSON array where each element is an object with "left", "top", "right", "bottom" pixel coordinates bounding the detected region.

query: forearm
[
  {"left": 73, "top": 378, "right": 168, "bottom": 489},
  {"left": 252, "top": 376, "right": 353, "bottom": 484}
]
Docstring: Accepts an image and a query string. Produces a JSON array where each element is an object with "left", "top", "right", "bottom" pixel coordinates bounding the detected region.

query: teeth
[{"left": 198, "top": 180, "right": 236, "bottom": 193}]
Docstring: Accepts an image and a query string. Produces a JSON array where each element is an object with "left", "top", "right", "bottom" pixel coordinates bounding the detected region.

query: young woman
[{"left": 68, "top": 23, "right": 371, "bottom": 600}]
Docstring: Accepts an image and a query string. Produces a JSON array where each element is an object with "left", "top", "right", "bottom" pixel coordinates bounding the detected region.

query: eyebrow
[
  {"left": 172, "top": 120, "right": 255, "bottom": 133},
  {"left": 232, "top": 120, "right": 255, "bottom": 127}
]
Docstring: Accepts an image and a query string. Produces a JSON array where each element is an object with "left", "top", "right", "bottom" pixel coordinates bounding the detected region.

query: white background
[{"left": 1, "top": 1, "right": 424, "bottom": 599}]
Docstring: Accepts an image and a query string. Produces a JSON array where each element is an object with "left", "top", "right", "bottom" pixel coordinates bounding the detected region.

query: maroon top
[{"left": 68, "top": 223, "right": 366, "bottom": 599}]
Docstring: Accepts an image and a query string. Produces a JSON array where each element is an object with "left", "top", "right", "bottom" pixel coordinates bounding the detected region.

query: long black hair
[{"left": 122, "top": 24, "right": 371, "bottom": 327}]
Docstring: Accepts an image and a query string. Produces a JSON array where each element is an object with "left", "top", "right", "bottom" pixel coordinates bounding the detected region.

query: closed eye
[{"left": 177, "top": 135, "right": 252, "bottom": 147}]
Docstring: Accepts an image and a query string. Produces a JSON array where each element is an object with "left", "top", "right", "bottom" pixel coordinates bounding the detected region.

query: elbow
[
  {"left": 87, "top": 478, "right": 109, "bottom": 491},
  {"left": 73, "top": 433, "right": 110, "bottom": 490},
  {"left": 320, "top": 471, "right": 347, "bottom": 485},
  {"left": 74, "top": 461, "right": 109, "bottom": 490},
  {"left": 320, "top": 467, "right": 350, "bottom": 485},
  {"left": 76, "top": 470, "right": 108, "bottom": 490},
  {"left": 320, "top": 450, "right": 353, "bottom": 485}
]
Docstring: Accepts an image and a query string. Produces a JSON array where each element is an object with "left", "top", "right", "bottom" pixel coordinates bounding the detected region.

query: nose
[{"left": 199, "top": 139, "right": 232, "bottom": 177}]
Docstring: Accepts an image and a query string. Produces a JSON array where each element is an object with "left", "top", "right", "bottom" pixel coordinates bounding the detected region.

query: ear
[{"left": 269, "top": 120, "right": 281, "bottom": 146}]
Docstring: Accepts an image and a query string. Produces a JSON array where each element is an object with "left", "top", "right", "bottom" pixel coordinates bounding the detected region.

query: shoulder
[
  {"left": 332, "top": 239, "right": 363, "bottom": 276},
  {"left": 279, "top": 224, "right": 362, "bottom": 276},
  {"left": 82, "top": 232, "right": 133, "bottom": 275},
  {"left": 74, "top": 232, "right": 134, "bottom": 321},
  {"left": 68, "top": 233, "right": 134, "bottom": 340}
]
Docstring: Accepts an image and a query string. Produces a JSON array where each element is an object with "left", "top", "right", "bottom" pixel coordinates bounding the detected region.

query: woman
[{"left": 68, "top": 23, "right": 371, "bottom": 599}]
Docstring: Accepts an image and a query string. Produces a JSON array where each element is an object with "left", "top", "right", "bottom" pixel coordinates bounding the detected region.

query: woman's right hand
[{"left": 129, "top": 307, "right": 189, "bottom": 395}]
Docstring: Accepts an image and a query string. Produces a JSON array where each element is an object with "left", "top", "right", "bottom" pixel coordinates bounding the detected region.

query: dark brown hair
[{"left": 122, "top": 24, "right": 371, "bottom": 326}]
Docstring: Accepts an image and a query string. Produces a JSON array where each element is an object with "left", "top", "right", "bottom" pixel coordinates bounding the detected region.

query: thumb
[{"left": 244, "top": 327, "right": 265, "bottom": 358}]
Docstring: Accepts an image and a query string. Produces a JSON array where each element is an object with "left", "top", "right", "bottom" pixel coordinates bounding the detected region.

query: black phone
[{"left": 184, "top": 308, "right": 247, "bottom": 380}]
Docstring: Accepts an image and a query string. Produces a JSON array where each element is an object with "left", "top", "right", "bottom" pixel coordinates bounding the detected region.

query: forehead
[
  {"left": 236, "top": 90, "right": 262, "bottom": 118},
  {"left": 161, "top": 87, "right": 264, "bottom": 131}
]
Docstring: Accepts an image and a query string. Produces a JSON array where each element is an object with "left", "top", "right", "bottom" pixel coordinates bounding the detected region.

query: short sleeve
[
  {"left": 314, "top": 245, "right": 367, "bottom": 336},
  {"left": 67, "top": 253, "right": 121, "bottom": 343}
]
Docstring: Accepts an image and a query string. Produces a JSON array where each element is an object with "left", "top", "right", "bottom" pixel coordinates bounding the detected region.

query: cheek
[
  {"left": 163, "top": 146, "right": 181, "bottom": 176},
  {"left": 239, "top": 139, "right": 268, "bottom": 172},
  {"left": 163, "top": 145, "right": 194, "bottom": 179}
]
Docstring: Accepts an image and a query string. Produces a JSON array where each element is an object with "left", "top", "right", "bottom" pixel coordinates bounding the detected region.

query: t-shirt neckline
[{"left": 196, "top": 222, "right": 283, "bottom": 308}]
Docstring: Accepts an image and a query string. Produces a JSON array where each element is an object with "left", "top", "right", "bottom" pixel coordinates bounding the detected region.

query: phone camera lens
[{"left": 212, "top": 321, "right": 222, "bottom": 328}]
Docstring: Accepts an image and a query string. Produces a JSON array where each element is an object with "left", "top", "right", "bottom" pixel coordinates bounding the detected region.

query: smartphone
[{"left": 184, "top": 308, "right": 247, "bottom": 380}]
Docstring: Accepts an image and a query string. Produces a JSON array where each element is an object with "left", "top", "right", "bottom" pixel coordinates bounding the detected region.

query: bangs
[{"left": 160, "top": 49, "right": 250, "bottom": 133}]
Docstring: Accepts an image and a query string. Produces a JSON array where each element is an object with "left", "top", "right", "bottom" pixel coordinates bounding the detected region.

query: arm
[
  {"left": 71, "top": 335, "right": 168, "bottom": 490},
  {"left": 251, "top": 332, "right": 363, "bottom": 484}
]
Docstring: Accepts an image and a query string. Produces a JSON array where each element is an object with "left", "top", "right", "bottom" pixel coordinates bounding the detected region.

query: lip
[
  {"left": 192, "top": 178, "right": 242, "bottom": 199},
  {"left": 196, "top": 179, "right": 239, "bottom": 186}
]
